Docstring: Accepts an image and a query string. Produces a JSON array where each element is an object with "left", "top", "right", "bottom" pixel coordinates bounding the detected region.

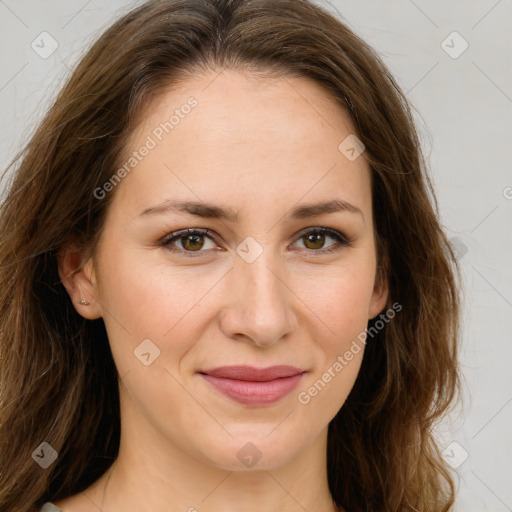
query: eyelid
[
  {"left": 160, "top": 226, "right": 353, "bottom": 256},
  {"left": 295, "top": 226, "right": 351, "bottom": 244},
  {"left": 290, "top": 226, "right": 353, "bottom": 256},
  {"left": 160, "top": 228, "right": 217, "bottom": 256}
]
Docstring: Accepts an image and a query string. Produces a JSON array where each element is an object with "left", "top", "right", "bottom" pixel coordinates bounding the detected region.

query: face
[{"left": 63, "top": 68, "right": 388, "bottom": 472}]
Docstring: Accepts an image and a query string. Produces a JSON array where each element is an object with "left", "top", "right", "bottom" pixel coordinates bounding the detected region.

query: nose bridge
[
  {"left": 241, "top": 249, "right": 283, "bottom": 310},
  {"left": 221, "top": 238, "right": 295, "bottom": 345}
]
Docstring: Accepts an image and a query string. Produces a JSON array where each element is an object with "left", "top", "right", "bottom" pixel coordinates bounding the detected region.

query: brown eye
[
  {"left": 180, "top": 233, "right": 205, "bottom": 251},
  {"left": 303, "top": 232, "right": 326, "bottom": 250},
  {"left": 162, "top": 229, "right": 216, "bottom": 255},
  {"left": 293, "top": 227, "right": 351, "bottom": 254}
]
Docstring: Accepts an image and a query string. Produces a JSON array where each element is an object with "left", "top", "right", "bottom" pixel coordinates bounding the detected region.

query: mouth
[{"left": 198, "top": 365, "right": 306, "bottom": 406}]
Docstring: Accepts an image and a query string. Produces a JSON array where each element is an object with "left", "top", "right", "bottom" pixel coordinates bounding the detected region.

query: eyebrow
[{"left": 138, "top": 198, "right": 363, "bottom": 221}]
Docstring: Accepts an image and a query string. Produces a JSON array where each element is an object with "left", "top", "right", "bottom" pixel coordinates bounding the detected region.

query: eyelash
[{"left": 160, "top": 227, "right": 352, "bottom": 258}]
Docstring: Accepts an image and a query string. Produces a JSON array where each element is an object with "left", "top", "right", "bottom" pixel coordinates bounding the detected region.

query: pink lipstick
[{"left": 199, "top": 365, "right": 305, "bottom": 405}]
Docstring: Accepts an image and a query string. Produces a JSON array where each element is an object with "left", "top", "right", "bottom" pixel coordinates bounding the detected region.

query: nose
[{"left": 219, "top": 245, "right": 297, "bottom": 348}]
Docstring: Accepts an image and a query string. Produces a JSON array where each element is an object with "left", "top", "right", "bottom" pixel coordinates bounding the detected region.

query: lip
[{"left": 199, "top": 365, "right": 306, "bottom": 405}]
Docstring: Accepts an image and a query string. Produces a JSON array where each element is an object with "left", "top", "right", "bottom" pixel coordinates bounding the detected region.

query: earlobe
[
  {"left": 57, "top": 244, "right": 102, "bottom": 320},
  {"left": 77, "top": 282, "right": 90, "bottom": 306}
]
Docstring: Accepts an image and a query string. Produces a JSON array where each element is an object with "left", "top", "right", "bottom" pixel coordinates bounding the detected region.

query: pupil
[
  {"left": 184, "top": 234, "right": 203, "bottom": 250},
  {"left": 307, "top": 233, "right": 324, "bottom": 249}
]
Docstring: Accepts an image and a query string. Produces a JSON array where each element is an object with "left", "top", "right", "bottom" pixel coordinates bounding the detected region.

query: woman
[{"left": 0, "top": 0, "right": 461, "bottom": 511}]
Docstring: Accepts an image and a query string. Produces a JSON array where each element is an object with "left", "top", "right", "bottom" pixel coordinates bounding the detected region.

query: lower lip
[{"left": 200, "top": 373, "right": 305, "bottom": 405}]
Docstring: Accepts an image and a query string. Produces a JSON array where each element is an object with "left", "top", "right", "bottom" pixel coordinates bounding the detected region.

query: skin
[{"left": 58, "top": 68, "right": 388, "bottom": 512}]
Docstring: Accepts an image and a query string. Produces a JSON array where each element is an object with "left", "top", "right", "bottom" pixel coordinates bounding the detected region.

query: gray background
[{"left": 1, "top": 0, "right": 511, "bottom": 510}]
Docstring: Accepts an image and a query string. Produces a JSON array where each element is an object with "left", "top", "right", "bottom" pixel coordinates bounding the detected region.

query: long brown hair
[{"left": 0, "top": 1, "right": 462, "bottom": 510}]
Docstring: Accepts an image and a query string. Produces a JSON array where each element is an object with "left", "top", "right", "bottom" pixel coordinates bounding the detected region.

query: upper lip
[{"left": 199, "top": 365, "right": 306, "bottom": 382}]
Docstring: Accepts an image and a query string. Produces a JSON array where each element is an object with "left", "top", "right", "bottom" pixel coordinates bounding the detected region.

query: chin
[{"left": 195, "top": 427, "right": 310, "bottom": 472}]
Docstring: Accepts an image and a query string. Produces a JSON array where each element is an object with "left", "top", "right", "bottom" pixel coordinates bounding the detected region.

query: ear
[
  {"left": 368, "top": 252, "right": 390, "bottom": 320},
  {"left": 57, "top": 241, "right": 102, "bottom": 320}
]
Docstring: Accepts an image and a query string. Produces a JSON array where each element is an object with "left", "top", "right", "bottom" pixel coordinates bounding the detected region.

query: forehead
[
  {"left": 114, "top": 68, "right": 372, "bottom": 222},
  {"left": 139, "top": 67, "right": 355, "bottom": 143}
]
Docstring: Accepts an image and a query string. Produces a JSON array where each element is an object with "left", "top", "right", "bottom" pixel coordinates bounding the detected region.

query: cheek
[
  {"left": 293, "top": 271, "right": 372, "bottom": 421},
  {"left": 95, "top": 244, "right": 222, "bottom": 370},
  {"left": 295, "top": 261, "right": 376, "bottom": 340},
  {"left": 96, "top": 224, "right": 376, "bottom": 377}
]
